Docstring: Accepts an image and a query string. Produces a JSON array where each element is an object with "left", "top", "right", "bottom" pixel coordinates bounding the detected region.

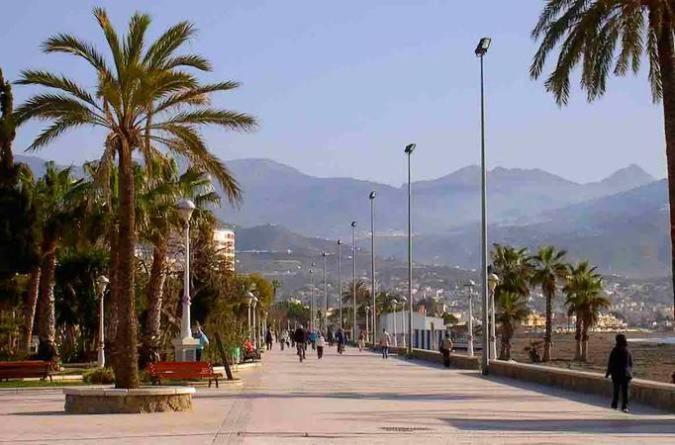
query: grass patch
[{"left": 0, "top": 380, "right": 89, "bottom": 389}]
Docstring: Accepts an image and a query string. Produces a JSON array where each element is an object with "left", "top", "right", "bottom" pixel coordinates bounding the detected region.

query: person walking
[
  {"left": 335, "top": 328, "right": 346, "bottom": 354},
  {"left": 605, "top": 333, "right": 633, "bottom": 412},
  {"left": 265, "top": 328, "right": 274, "bottom": 351},
  {"left": 317, "top": 332, "right": 325, "bottom": 359},
  {"left": 358, "top": 331, "right": 365, "bottom": 352},
  {"left": 379, "top": 328, "right": 391, "bottom": 359},
  {"left": 192, "top": 323, "right": 209, "bottom": 362},
  {"left": 294, "top": 324, "right": 307, "bottom": 362},
  {"left": 439, "top": 332, "right": 454, "bottom": 368}
]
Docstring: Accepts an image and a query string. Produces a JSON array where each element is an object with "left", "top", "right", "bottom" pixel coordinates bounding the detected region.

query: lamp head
[
  {"left": 96, "top": 275, "right": 109, "bottom": 294},
  {"left": 337, "top": 239, "right": 342, "bottom": 245},
  {"left": 475, "top": 37, "right": 491, "bottom": 56},
  {"left": 464, "top": 279, "right": 476, "bottom": 288},
  {"left": 177, "top": 198, "right": 196, "bottom": 223},
  {"left": 351, "top": 221, "right": 357, "bottom": 228},
  {"left": 369, "top": 191, "right": 376, "bottom": 200},
  {"left": 246, "top": 291, "right": 255, "bottom": 305},
  {"left": 488, "top": 272, "right": 500, "bottom": 292},
  {"left": 404, "top": 143, "right": 416, "bottom": 154}
]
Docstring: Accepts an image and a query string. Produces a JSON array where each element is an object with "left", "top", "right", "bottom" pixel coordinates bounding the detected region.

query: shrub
[{"left": 82, "top": 367, "right": 115, "bottom": 384}]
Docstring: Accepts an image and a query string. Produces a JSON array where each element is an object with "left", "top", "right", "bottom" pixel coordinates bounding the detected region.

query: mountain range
[{"left": 15, "top": 154, "right": 669, "bottom": 278}]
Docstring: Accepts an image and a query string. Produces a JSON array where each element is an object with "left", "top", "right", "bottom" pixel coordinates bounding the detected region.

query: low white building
[{"left": 379, "top": 312, "right": 447, "bottom": 350}]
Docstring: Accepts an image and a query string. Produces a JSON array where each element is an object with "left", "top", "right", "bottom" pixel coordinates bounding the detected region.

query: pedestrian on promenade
[
  {"left": 317, "top": 332, "right": 325, "bottom": 359},
  {"left": 265, "top": 328, "right": 274, "bottom": 351},
  {"left": 336, "top": 328, "right": 345, "bottom": 354},
  {"left": 358, "top": 331, "right": 365, "bottom": 352},
  {"left": 309, "top": 330, "right": 318, "bottom": 351},
  {"left": 439, "top": 332, "right": 453, "bottom": 368},
  {"left": 379, "top": 328, "right": 391, "bottom": 359},
  {"left": 192, "top": 323, "right": 209, "bottom": 362},
  {"left": 605, "top": 333, "right": 633, "bottom": 412},
  {"left": 294, "top": 324, "right": 307, "bottom": 362}
]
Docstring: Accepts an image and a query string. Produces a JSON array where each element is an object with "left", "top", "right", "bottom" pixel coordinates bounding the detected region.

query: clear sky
[{"left": 1, "top": 0, "right": 666, "bottom": 186}]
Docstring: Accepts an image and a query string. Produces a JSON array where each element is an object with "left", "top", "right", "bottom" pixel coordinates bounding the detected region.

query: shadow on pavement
[{"left": 441, "top": 416, "right": 675, "bottom": 434}]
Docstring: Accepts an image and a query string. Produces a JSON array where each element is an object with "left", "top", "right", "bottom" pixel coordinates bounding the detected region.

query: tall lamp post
[
  {"left": 96, "top": 275, "right": 109, "bottom": 368},
  {"left": 399, "top": 296, "right": 407, "bottom": 349},
  {"left": 247, "top": 291, "right": 255, "bottom": 339},
  {"left": 392, "top": 298, "right": 398, "bottom": 347},
  {"left": 252, "top": 295, "right": 258, "bottom": 349},
  {"left": 309, "top": 263, "right": 316, "bottom": 331},
  {"left": 351, "top": 221, "right": 357, "bottom": 341},
  {"left": 475, "top": 37, "right": 492, "bottom": 375},
  {"left": 464, "top": 280, "right": 476, "bottom": 358},
  {"left": 365, "top": 305, "right": 370, "bottom": 346},
  {"left": 488, "top": 270, "right": 500, "bottom": 360},
  {"left": 404, "top": 143, "right": 416, "bottom": 356},
  {"left": 321, "top": 251, "right": 329, "bottom": 331},
  {"left": 337, "top": 240, "right": 343, "bottom": 329},
  {"left": 173, "top": 198, "right": 199, "bottom": 361},
  {"left": 369, "top": 191, "right": 377, "bottom": 344}
]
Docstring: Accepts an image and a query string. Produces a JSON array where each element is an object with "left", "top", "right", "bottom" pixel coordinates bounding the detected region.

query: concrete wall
[
  {"left": 389, "top": 347, "right": 480, "bottom": 371},
  {"left": 489, "top": 360, "right": 675, "bottom": 413}
]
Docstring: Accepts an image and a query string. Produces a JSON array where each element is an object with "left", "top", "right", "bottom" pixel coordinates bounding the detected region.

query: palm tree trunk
[
  {"left": 106, "top": 228, "right": 119, "bottom": 365},
  {"left": 657, "top": 8, "right": 675, "bottom": 322},
  {"left": 37, "top": 237, "right": 58, "bottom": 361},
  {"left": 113, "top": 140, "right": 139, "bottom": 389},
  {"left": 573, "top": 313, "right": 582, "bottom": 361},
  {"left": 543, "top": 292, "right": 552, "bottom": 362},
  {"left": 20, "top": 266, "right": 41, "bottom": 354},
  {"left": 141, "top": 239, "right": 168, "bottom": 365},
  {"left": 580, "top": 314, "right": 590, "bottom": 362}
]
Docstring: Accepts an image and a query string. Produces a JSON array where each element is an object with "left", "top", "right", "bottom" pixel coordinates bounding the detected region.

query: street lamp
[
  {"left": 399, "top": 296, "right": 407, "bottom": 349},
  {"left": 404, "top": 143, "right": 416, "bottom": 356},
  {"left": 321, "top": 251, "right": 328, "bottom": 331},
  {"left": 365, "top": 305, "right": 370, "bottom": 345},
  {"left": 488, "top": 270, "right": 500, "bottom": 360},
  {"left": 369, "top": 191, "right": 376, "bottom": 344},
  {"left": 464, "top": 280, "right": 476, "bottom": 357},
  {"left": 475, "top": 37, "right": 491, "bottom": 375},
  {"left": 392, "top": 298, "right": 398, "bottom": 347},
  {"left": 96, "top": 275, "right": 109, "bottom": 368},
  {"left": 309, "top": 264, "right": 316, "bottom": 331},
  {"left": 247, "top": 290, "right": 255, "bottom": 338},
  {"left": 337, "top": 240, "right": 343, "bottom": 329},
  {"left": 252, "top": 294, "right": 259, "bottom": 349},
  {"left": 351, "top": 221, "right": 357, "bottom": 341},
  {"left": 173, "top": 198, "right": 198, "bottom": 361}
]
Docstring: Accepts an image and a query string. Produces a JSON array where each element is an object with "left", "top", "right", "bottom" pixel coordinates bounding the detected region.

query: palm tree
[
  {"left": 34, "top": 163, "right": 88, "bottom": 360},
  {"left": 491, "top": 244, "right": 532, "bottom": 299},
  {"left": 564, "top": 261, "right": 602, "bottom": 361},
  {"left": 16, "top": 9, "right": 256, "bottom": 388},
  {"left": 530, "top": 246, "right": 568, "bottom": 362},
  {"left": 531, "top": 1, "right": 675, "bottom": 319},
  {"left": 579, "top": 287, "right": 610, "bottom": 362},
  {"left": 342, "top": 279, "right": 370, "bottom": 332},
  {"left": 496, "top": 291, "right": 530, "bottom": 360},
  {"left": 0, "top": 68, "right": 16, "bottom": 177}
]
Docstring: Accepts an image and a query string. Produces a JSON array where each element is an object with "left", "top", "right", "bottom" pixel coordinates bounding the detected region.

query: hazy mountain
[{"left": 220, "top": 158, "right": 655, "bottom": 237}]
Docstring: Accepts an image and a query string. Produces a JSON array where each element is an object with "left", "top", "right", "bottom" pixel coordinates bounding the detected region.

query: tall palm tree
[
  {"left": 564, "top": 261, "right": 602, "bottom": 361},
  {"left": 530, "top": 246, "right": 568, "bottom": 362},
  {"left": 16, "top": 9, "right": 256, "bottom": 388},
  {"left": 531, "top": 0, "right": 675, "bottom": 319},
  {"left": 342, "top": 279, "right": 370, "bottom": 332},
  {"left": 33, "top": 163, "right": 88, "bottom": 360},
  {"left": 491, "top": 244, "right": 532, "bottom": 300},
  {"left": 496, "top": 291, "right": 530, "bottom": 360}
]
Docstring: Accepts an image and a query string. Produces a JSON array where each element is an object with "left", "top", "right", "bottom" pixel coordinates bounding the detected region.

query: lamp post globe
[
  {"left": 173, "top": 198, "right": 198, "bottom": 361},
  {"left": 488, "top": 271, "right": 500, "bottom": 360},
  {"left": 368, "top": 191, "right": 376, "bottom": 344},
  {"left": 404, "top": 143, "right": 416, "bottom": 356}
]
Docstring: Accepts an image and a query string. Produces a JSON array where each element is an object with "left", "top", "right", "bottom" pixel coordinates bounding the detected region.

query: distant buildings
[{"left": 213, "top": 227, "right": 235, "bottom": 271}]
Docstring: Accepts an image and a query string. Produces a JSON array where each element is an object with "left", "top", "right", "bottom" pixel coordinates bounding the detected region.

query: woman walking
[
  {"left": 358, "top": 331, "right": 365, "bottom": 352},
  {"left": 605, "top": 334, "right": 633, "bottom": 413},
  {"left": 317, "top": 332, "right": 325, "bottom": 359}
]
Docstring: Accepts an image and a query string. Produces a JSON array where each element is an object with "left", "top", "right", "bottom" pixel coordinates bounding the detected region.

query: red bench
[
  {"left": 0, "top": 361, "right": 56, "bottom": 382},
  {"left": 147, "top": 361, "right": 220, "bottom": 388}
]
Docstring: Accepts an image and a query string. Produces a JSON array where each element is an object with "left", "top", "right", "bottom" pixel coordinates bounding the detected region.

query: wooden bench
[
  {"left": 147, "top": 361, "right": 220, "bottom": 388},
  {"left": 0, "top": 361, "right": 55, "bottom": 382}
]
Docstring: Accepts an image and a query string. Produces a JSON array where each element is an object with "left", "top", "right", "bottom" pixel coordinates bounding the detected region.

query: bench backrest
[
  {"left": 148, "top": 361, "right": 214, "bottom": 377},
  {"left": 0, "top": 361, "right": 53, "bottom": 378}
]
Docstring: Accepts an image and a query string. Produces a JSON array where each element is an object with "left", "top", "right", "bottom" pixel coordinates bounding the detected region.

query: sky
[{"left": 0, "top": 0, "right": 667, "bottom": 186}]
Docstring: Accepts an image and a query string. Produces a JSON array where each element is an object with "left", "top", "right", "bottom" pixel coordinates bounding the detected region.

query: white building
[
  {"left": 379, "top": 312, "right": 447, "bottom": 350},
  {"left": 213, "top": 227, "right": 235, "bottom": 271}
]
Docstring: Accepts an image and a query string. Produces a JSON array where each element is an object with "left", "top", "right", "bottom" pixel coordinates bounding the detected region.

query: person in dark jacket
[
  {"left": 605, "top": 333, "right": 633, "bottom": 412},
  {"left": 294, "top": 325, "right": 306, "bottom": 361}
]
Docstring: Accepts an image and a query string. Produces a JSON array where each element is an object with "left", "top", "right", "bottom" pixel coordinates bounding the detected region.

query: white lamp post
[
  {"left": 464, "top": 280, "right": 476, "bottom": 357},
  {"left": 488, "top": 271, "right": 500, "bottom": 360},
  {"left": 337, "top": 240, "right": 343, "bottom": 329},
  {"left": 399, "top": 296, "right": 407, "bottom": 349},
  {"left": 404, "top": 143, "right": 416, "bottom": 356},
  {"left": 351, "top": 221, "right": 357, "bottom": 341},
  {"left": 252, "top": 295, "right": 258, "bottom": 349},
  {"left": 309, "top": 264, "right": 315, "bottom": 331},
  {"left": 172, "top": 198, "right": 199, "bottom": 361},
  {"left": 96, "top": 275, "right": 109, "bottom": 368},
  {"left": 247, "top": 291, "right": 255, "bottom": 338},
  {"left": 321, "top": 252, "right": 329, "bottom": 331},
  {"left": 392, "top": 298, "right": 398, "bottom": 347},
  {"left": 365, "top": 305, "right": 370, "bottom": 346},
  {"left": 369, "top": 191, "right": 376, "bottom": 344}
]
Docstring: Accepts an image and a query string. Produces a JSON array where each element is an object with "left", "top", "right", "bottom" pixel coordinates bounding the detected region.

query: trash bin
[{"left": 230, "top": 347, "right": 241, "bottom": 364}]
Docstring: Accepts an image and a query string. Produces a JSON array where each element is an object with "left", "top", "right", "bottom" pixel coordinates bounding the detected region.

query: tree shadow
[
  {"left": 441, "top": 416, "right": 675, "bottom": 434},
  {"left": 10, "top": 410, "right": 65, "bottom": 416}
]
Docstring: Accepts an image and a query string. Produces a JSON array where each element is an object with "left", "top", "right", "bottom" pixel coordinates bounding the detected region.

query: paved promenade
[{"left": 1, "top": 346, "right": 673, "bottom": 444}]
